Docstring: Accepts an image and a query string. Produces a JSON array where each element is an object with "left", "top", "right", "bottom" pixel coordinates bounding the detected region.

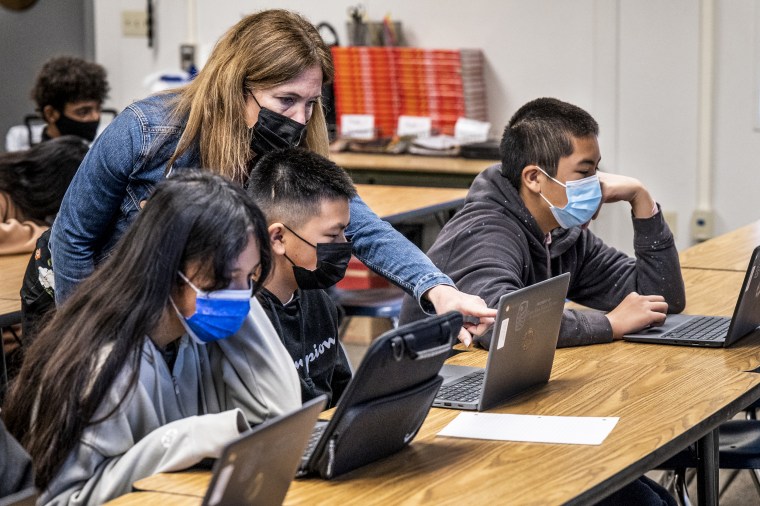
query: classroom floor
[{"left": 344, "top": 339, "right": 760, "bottom": 504}]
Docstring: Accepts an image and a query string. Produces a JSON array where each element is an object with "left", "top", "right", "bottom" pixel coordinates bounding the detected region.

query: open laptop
[
  {"left": 201, "top": 396, "right": 326, "bottom": 506},
  {"left": 625, "top": 245, "right": 760, "bottom": 347},
  {"left": 297, "top": 312, "right": 461, "bottom": 479},
  {"left": 434, "top": 273, "right": 570, "bottom": 411}
]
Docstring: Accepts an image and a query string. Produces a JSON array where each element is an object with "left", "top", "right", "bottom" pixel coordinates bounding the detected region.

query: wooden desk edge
[{"left": 330, "top": 152, "right": 498, "bottom": 175}]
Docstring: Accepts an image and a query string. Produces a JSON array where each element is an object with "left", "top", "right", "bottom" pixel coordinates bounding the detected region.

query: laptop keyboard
[
  {"left": 660, "top": 316, "right": 731, "bottom": 341},
  {"left": 300, "top": 421, "right": 327, "bottom": 466},
  {"left": 437, "top": 370, "right": 485, "bottom": 403}
]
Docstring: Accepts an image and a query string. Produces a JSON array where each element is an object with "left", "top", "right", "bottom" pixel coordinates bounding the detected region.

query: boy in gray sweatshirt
[{"left": 400, "top": 97, "right": 685, "bottom": 347}]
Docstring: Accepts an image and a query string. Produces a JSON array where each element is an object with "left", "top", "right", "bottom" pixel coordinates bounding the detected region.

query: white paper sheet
[{"left": 438, "top": 413, "right": 619, "bottom": 445}]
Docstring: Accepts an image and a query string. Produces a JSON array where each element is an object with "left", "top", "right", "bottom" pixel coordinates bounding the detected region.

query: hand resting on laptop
[{"left": 605, "top": 292, "right": 668, "bottom": 340}]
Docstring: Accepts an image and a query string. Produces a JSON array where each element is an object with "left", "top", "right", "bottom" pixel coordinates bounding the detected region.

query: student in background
[
  {"left": 400, "top": 97, "right": 685, "bottom": 347},
  {"left": 399, "top": 97, "right": 681, "bottom": 506},
  {"left": 3, "top": 171, "right": 301, "bottom": 505},
  {"left": 49, "top": 9, "right": 495, "bottom": 345},
  {"left": 248, "top": 149, "right": 354, "bottom": 408},
  {"left": 0, "top": 136, "right": 88, "bottom": 254},
  {"left": 5, "top": 56, "right": 110, "bottom": 151}
]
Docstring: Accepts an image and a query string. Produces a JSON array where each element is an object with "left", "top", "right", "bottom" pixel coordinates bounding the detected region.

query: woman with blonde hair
[{"left": 50, "top": 9, "right": 494, "bottom": 344}]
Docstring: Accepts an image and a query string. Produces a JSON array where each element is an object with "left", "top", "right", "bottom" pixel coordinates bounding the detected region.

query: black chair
[{"left": 658, "top": 398, "right": 760, "bottom": 505}]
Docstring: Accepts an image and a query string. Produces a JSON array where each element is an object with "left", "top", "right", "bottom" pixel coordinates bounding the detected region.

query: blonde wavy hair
[{"left": 167, "top": 9, "right": 334, "bottom": 182}]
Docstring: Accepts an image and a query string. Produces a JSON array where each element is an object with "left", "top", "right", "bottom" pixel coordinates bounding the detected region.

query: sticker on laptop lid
[
  {"left": 497, "top": 317, "right": 510, "bottom": 350},
  {"left": 208, "top": 463, "right": 234, "bottom": 505}
]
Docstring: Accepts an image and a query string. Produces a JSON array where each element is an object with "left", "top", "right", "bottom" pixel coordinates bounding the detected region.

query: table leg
[{"left": 696, "top": 428, "right": 719, "bottom": 506}]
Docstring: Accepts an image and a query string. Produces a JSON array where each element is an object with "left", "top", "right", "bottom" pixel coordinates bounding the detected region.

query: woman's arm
[
  {"left": 50, "top": 108, "right": 145, "bottom": 303},
  {"left": 346, "top": 196, "right": 495, "bottom": 345},
  {"left": 347, "top": 196, "right": 452, "bottom": 305}
]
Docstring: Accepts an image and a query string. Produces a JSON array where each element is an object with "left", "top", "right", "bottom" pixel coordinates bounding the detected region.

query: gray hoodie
[
  {"left": 41, "top": 299, "right": 301, "bottom": 505},
  {"left": 400, "top": 164, "right": 685, "bottom": 347}
]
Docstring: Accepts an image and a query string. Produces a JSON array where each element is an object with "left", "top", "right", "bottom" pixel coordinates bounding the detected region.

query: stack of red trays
[{"left": 332, "top": 47, "right": 487, "bottom": 138}]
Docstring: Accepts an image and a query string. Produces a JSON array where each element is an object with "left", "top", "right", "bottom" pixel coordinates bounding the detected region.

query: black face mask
[
  {"left": 55, "top": 114, "right": 99, "bottom": 142},
  {"left": 249, "top": 97, "right": 307, "bottom": 156},
  {"left": 283, "top": 224, "right": 352, "bottom": 290}
]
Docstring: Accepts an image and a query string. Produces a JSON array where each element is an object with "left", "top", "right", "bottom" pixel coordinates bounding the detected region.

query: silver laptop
[
  {"left": 201, "top": 396, "right": 326, "bottom": 506},
  {"left": 624, "top": 245, "right": 760, "bottom": 347},
  {"left": 434, "top": 273, "right": 570, "bottom": 411}
]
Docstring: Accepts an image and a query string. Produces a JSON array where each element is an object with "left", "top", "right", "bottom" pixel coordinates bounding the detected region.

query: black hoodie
[
  {"left": 257, "top": 288, "right": 351, "bottom": 407},
  {"left": 400, "top": 165, "right": 685, "bottom": 348}
]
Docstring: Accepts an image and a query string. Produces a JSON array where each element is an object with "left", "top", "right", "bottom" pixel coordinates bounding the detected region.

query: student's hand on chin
[
  {"left": 425, "top": 285, "right": 497, "bottom": 347},
  {"left": 605, "top": 292, "right": 668, "bottom": 340},
  {"left": 598, "top": 172, "right": 640, "bottom": 204}
]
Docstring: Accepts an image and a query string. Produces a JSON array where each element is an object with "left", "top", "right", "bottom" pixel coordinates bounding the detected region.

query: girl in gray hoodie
[{"left": 2, "top": 171, "right": 301, "bottom": 505}]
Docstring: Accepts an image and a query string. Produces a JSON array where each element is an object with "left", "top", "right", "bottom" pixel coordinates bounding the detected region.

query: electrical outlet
[
  {"left": 662, "top": 211, "right": 678, "bottom": 239},
  {"left": 691, "top": 209, "right": 714, "bottom": 241},
  {"left": 122, "top": 10, "right": 147, "bottom": 37}
]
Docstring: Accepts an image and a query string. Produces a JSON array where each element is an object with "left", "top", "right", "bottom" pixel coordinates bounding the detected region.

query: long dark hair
[
  {"left": 0, "top": 136, "right": 89, "bottom": 221},
  {"left": 2, "top": 170, "right": 271, "bottom": 488}
]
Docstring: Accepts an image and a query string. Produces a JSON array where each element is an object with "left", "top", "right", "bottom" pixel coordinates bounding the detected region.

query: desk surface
[
  {"left": 134, "top": 347, "right": 760, "bottom": 505},
  {"left": 331, "top": 152, "right": 497, "bottom": 176},
  {"left": 0, "top": 253, "right": 28, "bottom": 316},
  {"left": 355, "top": 184, "right": 468, "bottom": 223},
  {"left": 679, "top": 220, "right": 760, "bottom": 271},
  {"left": 106, "top": 491, "right": 200, "bottom": 505}
]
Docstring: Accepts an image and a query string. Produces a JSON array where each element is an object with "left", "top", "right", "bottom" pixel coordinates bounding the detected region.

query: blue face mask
[
  {"left": 537, "top": 167, "right": 602, "bottom": 229},
  {"left": 172, "top": 272, "right": 252, "bottom": 344}
]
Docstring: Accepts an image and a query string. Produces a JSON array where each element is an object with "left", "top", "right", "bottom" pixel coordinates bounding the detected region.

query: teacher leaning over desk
[{"left": 49, "top": 9, "right": 495, "bottom": 344}]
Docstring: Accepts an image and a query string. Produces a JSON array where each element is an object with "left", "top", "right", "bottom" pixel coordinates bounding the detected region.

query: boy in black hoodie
[
  {"left": 248, "top": 149, "right": 356, "bottom": 407},
  {"left": 400, "top": 97, "right": 685, "bottom": 348}
]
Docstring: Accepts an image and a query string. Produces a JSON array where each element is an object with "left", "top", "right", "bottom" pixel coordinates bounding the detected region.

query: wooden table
[
  {"left": 0, "top": 253, "right": 28, "bottom": 318},
  {"left": 331, "top": 152, "right": 498, "bottom": 188},
  {"left": 679, "top": 219, "right": 760, "bottom": 272},
  {"left": 132, "top": 343, "right": 760, "bottom": 505},
  {"left": 105, "top": 491, "right": 200, "bottom": 505},
  {"left": 355, "top": 184, "right": 468, "bottom": 224}
]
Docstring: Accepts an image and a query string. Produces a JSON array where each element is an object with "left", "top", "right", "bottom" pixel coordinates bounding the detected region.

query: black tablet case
[{"left": 304, "top": 311, "right": 462, "bottom": 479}]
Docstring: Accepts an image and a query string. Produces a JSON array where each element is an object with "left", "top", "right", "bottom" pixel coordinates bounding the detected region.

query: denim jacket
[{"left": 51, "top": 93, "right": 452, "bottom": 306}]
